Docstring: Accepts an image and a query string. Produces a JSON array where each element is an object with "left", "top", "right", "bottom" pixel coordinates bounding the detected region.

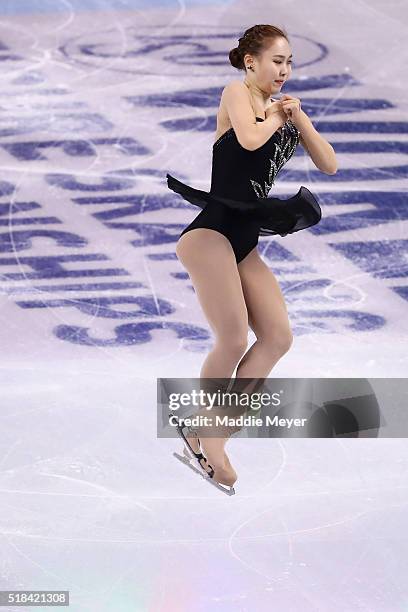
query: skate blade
[
  {"left": 173, "top": 451, "right": 209, "bottom": 479},
  {"left": 171, "top": 413, "right": 201, "bottom": 458},
  {"left": 173, "top": 451, "right": 236, "bottom": 496}
]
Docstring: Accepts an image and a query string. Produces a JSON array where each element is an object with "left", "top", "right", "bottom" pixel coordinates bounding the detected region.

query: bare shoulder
[
  {"left": 226, "top": 79, "right": 246, "bottom": 88},
  {"left": 222, "top": 79, "right": 247, "bottom": 95},
  {"left": 221, "top": 80, "right": 252, "bottom": 107},
  {"left": 219, "top": 80, "right": 258, "bottom": 150}
]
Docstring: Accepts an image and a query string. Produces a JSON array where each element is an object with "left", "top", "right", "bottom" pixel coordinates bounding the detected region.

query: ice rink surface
[{"left": 0, "top": 0, "right": 407, "bottom": 610}]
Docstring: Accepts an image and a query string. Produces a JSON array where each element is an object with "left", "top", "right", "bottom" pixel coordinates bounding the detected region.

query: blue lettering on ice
[
  {"left": 310, "top": 191, "right": 408, "bottom": 235},
  {"left": 3, "top": 137, "right": 148, "bottom": 161},
  {"left": 72, "top": 193, "right": 174, "bottom": 213},
  {"left": 0, "top": 253, "right": 130, "bottom": 280},
  {"left": 53, "top": 321, "right": 211, "bottom": 347},
  {"left": 47, "top": 173, "right": 137, "bottom": 191},
  {"left": 0, "top": 70, "right": 403, "bottom": 348},
  {"left": 16, "top": 295, "right": 175, "bottom": 317},
  {"left": 0, "top": 113, "right": 114, "bottom": 137},
  {"left": 291, "top": 309, "right": 385, "bottom": 335},
  {"left": 0, "top": 180, "right": 17, "bottom": 197},
  {"left": 4, "top": 281, "right": 143, "bottom": 295},
  {"left": 330, "top": 239, "right": 408, "bottom": 279},
  {"left": 0, "top": 229, "right": 87, "bottom": 252},
  {"left": 130, "top": 75, "right": 364, "bottom": 113},
  {"left": 71, "top": 193, "right": 188, "bottom": 247},
  {"left": 330, "top": 239, "right": 408, "bottom": 303},
  {"left": 46, "top": 169, "right": 161, "bottom": 192}
]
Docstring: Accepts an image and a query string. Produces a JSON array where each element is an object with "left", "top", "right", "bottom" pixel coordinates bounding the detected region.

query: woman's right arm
[{"left": 222, "top": 80, "right": 286, "bottom": 151}]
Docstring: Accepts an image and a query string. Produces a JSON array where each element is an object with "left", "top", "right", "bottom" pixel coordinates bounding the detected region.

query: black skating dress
[{"left": 166, "top": 116, "right": 321, "bottom": 263}]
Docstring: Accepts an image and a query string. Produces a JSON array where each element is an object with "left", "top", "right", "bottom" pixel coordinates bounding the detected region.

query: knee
[
  {"left": 281, "top": 329, "right": 294, "bottom": 354},
  {"left": 220, "top": 334, "right": 248, "bottom": 360},
  {"left": 274, "top": 329, "right": 294, "bottom": 355},
  {"left": 262, "top": 329, "right": 294, "bottom": 357}
]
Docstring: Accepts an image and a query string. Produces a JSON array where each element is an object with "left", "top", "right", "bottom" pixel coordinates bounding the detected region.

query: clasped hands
[{"left": 265, "top": 94, "right": 302, "bottom": 126}]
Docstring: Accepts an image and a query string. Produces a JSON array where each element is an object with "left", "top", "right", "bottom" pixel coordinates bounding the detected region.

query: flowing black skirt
[{"left": 166, "top": 173, "right": 322, "bottom": 237}]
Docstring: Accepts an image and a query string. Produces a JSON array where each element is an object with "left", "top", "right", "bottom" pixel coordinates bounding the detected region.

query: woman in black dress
[{"left": 167, "top": 24, "right": 337, "bottom": 493}]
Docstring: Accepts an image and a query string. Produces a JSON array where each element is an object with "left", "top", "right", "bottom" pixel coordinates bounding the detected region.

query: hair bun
[
  {"left": 228, "top": 24, "right": 289, "bottom": 72},
  {"left": 228, "top": 47, "right": 243, "bottom": 70}
]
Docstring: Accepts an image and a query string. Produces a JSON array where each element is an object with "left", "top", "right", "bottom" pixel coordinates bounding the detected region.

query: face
[{"left": 245, "top": 37, "right": 293, "bottom": 95}]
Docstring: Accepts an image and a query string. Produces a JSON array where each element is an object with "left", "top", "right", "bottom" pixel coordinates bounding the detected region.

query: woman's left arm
[
  {"left": 280, "top": 95, "right": 338, "bottom": 175},
  {"left": 295, "top": 110, "right": 338, "bottom": 175}
]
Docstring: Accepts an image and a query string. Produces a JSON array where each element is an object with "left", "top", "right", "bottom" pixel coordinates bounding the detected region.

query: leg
[
  {"left": 235, "top": 247, "right": 294, "bottom": 378},
  {"left": 176, "top": 228, "right": 249, "bottom": 377},
  {"left": 176, "top": 228, "right": 247, "bottom": 484}
]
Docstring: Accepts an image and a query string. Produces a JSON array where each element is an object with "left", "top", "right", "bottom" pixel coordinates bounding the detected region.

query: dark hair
[{"left": 229, "top": 24, "right": 289, "bottom": 71}]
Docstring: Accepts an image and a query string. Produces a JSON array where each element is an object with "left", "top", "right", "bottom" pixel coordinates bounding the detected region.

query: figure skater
[{"left": 166, "top": 24, "right": 337, "bottom": 493}]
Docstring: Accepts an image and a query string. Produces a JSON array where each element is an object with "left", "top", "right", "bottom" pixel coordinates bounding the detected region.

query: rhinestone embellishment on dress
[{"left": 249, "top": 121, "right": 300, "bottom": 198}]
